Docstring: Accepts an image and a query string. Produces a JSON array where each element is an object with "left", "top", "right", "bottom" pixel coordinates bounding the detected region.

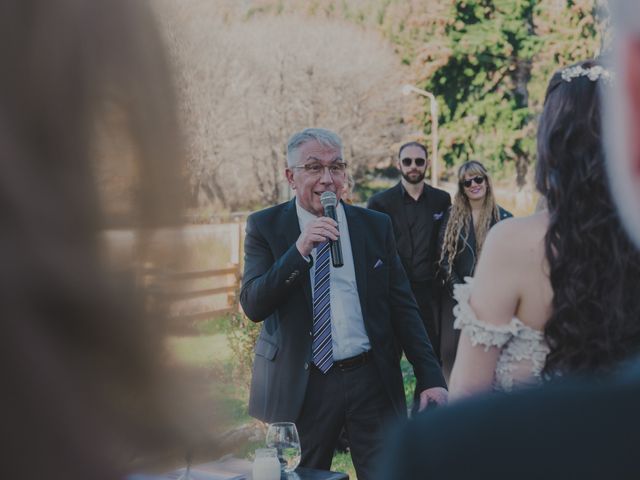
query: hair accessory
[{"left": 560, "top": 64, "right": 613, "bottom": 84}]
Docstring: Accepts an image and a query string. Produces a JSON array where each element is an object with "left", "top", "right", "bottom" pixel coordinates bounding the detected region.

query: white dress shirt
[{"left": 296, "top": 199, "right": 371, "bottom": 360}]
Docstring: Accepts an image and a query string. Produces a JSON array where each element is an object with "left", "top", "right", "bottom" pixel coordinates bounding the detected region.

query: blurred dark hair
[
  {"left": 536, "top": 59, "right": 640, "bottom": 378},
  {"left": 0, "top": 1, "right": 203, "bottom": 478}
]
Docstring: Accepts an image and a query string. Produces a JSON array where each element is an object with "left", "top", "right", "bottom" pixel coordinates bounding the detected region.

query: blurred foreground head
[
  {"left": 605, "top": 0, "right": 640, "bottom": 247},
  {"left": 0, "top": 0, "right": 203, "bottom": 478}
]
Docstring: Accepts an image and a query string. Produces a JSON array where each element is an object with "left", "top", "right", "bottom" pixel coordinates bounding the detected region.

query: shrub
[{"left": 225, "top": 311, "right": 261, "bottom": 393}]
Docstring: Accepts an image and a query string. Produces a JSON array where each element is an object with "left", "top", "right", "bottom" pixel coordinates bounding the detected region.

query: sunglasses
[
  {"left": 461, "top": 176, "right": 485, "bottom": 188},
  {"left": 401, "top": 157, "right": 426, "bottom": 167}
]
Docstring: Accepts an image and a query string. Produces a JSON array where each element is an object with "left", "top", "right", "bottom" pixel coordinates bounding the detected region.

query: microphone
[{"left": 320, "top": 191, "right": 344, "bottom": 268}]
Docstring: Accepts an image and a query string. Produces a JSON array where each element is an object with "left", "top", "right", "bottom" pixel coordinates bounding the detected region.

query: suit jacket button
[
  {"left": 304, "top": 362, "right": 309, "bottom": 370},
  {"left": 284, "top": 279, "right": 290, "bottom": 285}
]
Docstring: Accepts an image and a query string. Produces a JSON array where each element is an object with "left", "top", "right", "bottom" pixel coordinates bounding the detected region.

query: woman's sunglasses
[
  {"left": 461, "top": 176, "right": 485, "bottom": 188},
  {"left": 401, "top": 157, "right": 426, "bottom": 167}
]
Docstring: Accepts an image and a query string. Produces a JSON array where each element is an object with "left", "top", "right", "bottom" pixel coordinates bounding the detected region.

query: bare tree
[{"left": 157, "top": 2, "right": 409, "bottom": 209}]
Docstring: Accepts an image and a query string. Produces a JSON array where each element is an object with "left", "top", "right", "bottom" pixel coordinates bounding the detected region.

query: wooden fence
[
  {"left": 165, "top": 264, "right": 242, "bottom": 320},
  {"left": 140, "top": 221, "right": 246, "bottom": 323}
]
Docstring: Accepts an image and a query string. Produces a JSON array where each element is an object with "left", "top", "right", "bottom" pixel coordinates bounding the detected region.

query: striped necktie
[{"left": 312, "top": 241, "right": 333, "bottom": 373}]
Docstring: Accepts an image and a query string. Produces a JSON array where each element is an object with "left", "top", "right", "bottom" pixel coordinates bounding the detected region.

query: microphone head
[{"left": 320, "top": 191, "right": 337, "bottom": 208}]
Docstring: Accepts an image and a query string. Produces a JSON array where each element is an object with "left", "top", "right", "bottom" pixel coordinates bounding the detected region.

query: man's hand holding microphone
[{"left": 295, "top": 191, "right": 344, "bottom": 267}]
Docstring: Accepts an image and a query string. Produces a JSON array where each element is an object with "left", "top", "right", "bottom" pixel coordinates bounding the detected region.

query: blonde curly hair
[{"left": 439, "top": 160, "right": 499, "bottom": 279}]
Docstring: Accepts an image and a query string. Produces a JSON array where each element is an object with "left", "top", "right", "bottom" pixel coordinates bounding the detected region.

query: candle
[{"left": 252, "top": 448, "right": 281, "bottom": 480}]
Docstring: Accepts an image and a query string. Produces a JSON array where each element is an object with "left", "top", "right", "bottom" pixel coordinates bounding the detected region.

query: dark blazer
[
  {"left": 240, "top": 199, "right": 445, "bottom": 423},
  {"left": 438, "top": 206, "right": 513, "bottom": 294},
  {"left": 380, "top": 365, "right": 640, "bottom": 480},
  {"left": 367, "top": 182, "right": 451, "bottom": 282}
]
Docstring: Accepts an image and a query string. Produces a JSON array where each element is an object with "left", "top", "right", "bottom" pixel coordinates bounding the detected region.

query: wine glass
[{"left": 265, "top": 422, "right": 301, "bottom": 473}]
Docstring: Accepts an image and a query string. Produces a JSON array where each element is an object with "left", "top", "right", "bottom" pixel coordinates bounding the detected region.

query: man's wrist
[{"left": 296, "top": 239, "right": 312, "bottom": 259}]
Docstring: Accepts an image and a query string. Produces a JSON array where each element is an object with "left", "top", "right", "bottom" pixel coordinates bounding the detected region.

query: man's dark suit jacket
[
  {"left": 380, "top": 367, "right": 640, "bottom": 479},
  {"left": 240, "top": 199, "right": 445, "bottom": 423},
  {"left": 367, "top": 182, "right": 451, "bottom": 282}
]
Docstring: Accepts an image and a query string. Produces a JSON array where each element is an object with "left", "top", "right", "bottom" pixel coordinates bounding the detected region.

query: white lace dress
[{"left": 453, "top": 278, "right": 550, "bottom": 391}]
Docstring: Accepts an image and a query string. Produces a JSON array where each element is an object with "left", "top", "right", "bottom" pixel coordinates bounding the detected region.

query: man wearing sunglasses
[{"left": 368, "top": 142, "right": 451, "bottom": 364}]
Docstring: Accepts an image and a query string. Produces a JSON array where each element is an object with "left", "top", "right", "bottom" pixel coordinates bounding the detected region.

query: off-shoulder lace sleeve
[{"left": 452, "top": 277, "right": 520, "bottom": 351}]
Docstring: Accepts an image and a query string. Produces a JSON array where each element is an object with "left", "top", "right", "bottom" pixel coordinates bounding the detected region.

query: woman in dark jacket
[{"left": 437, "top": 160, "right": 512, "bottom": 378}]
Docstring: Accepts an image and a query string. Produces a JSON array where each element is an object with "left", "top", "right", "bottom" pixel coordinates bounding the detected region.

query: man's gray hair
[{"left": 286, "top": 128, "right": 343, "bottom": 167}]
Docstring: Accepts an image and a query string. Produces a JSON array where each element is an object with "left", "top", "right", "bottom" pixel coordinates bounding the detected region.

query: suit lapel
[
  {"left": 344, "top": 203, "right": 368, "bottom": 321},
  {"left": 281, "top": 198, "right": 301, "bottom": 251},
  {"left": 280, "top": 199, "right": 313, "bottom": 315}
]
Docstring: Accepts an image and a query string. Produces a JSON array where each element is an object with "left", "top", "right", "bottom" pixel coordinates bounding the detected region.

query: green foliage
[
  {"left": 331, "top": 452, "right": 357, "bottom": 479},
  {"left": 195, "top": 314, "right": 234, "bottom": 335},
  {"left": 237, "top": 0, "right": 606, "bottom": 187},
  {"left": 400, "top": 355, "right": 416, "bottom": 410},
  {"left": 416, "top": 0, "right": 604, "bottom": 183},
  {"left": 425, "top": 0, "right": 538, "bottom": 182},
  {"left": 226, "top": 312, "right": 262, "bottom": 392},
  {"left": 215, "top": 381, "right": 255, "bottom": 426}
]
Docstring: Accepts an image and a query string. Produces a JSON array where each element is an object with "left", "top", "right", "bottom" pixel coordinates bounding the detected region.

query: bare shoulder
[
  {"left": 471, "top": 211, "right": 549, "bottom": 324},
  {"left": 484, "top": 211, "right": 548, "bottom": 256},
  {"left": 474, "top": 211, "right": 548, "bottom": 285}
]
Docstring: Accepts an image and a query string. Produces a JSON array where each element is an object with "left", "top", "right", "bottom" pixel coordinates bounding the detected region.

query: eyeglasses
[
  {"left": 401, "top": 157, "right": 426, "bottom": 167},
  {"left": 291, "top": 162, "right": 348, "bottom": 177},
  {"left": 461, "top": 176, "right": 485, "bottom": 188}
]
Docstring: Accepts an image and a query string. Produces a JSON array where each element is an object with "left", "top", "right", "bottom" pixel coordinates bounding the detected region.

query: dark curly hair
[{"left": 537, "top": 60, "right": 640, "bottom": 378}]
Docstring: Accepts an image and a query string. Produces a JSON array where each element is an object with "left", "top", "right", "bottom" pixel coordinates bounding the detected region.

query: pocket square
[
  {"left": 373, "top": 259, "right": 384, "bottom": 269},
  {"left": 433, "top": 211, "right": 444, "bottom": 220}
]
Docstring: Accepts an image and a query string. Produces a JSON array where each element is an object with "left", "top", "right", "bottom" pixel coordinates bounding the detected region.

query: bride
[{"left": 449, "top": 60, "right": 640, "bottom": 399}]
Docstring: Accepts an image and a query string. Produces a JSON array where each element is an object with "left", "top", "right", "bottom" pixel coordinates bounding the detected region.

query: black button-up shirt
[{"left": 402, "top": 185, "right": 430, "bottom": 281}]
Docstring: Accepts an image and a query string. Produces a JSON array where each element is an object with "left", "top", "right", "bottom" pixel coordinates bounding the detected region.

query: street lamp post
[{"left": 402, "top": 84, "right": 439, "bottom": 187}]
